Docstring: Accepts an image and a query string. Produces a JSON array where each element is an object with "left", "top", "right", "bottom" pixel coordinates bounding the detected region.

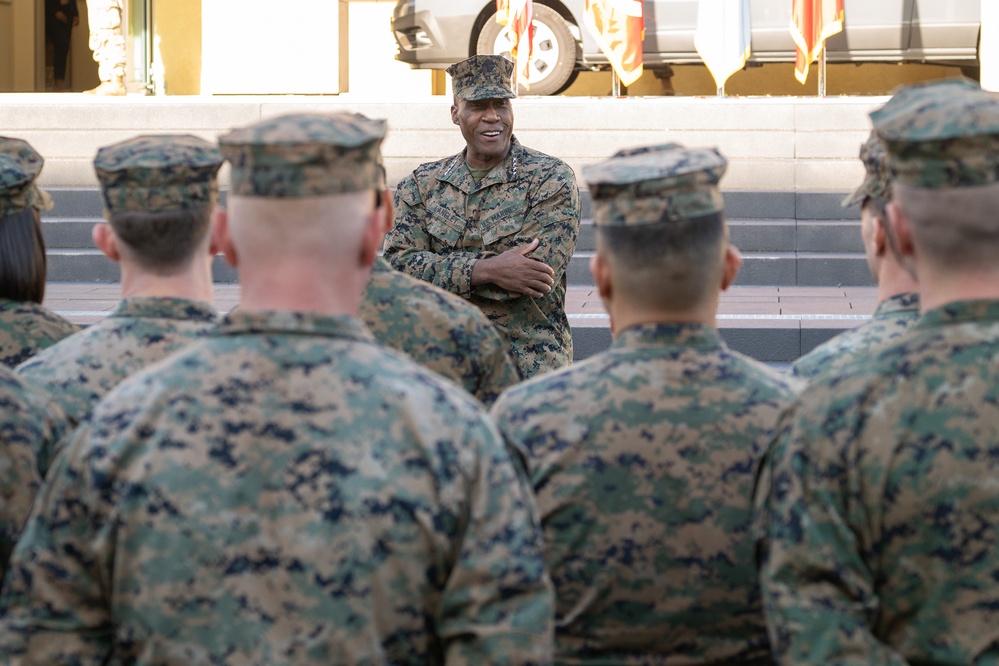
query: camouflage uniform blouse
[
  {"left": 756, "top": 299, "right": 999, "bottom": 664},
  {"left": 792, "top": 292, "right": 920, "bottom": 380},
  {"left": 0, "top": 298, "right": 79, "bottom": 367},
  {"left": 0, "top": 310, "right": 554, "bottom": 665},
  {"left": 0, "top": 366, "right": 68, "bottom": 578},
  {"left": 17, "top": 296, "right": 218, "bottom": 433},
  {"left": 491, "top": 323, "right": 801, "bottom": 665},
  {"left": 360, "top": 257, "right": 520, "bottom": 405},
  {"left": 385, "top": 137, "right": 581, "bottom": 379}
]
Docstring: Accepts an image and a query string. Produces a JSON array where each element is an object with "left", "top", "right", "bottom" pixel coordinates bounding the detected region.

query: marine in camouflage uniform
[
  {"left": 0, "top": 365, "right": 68, "bottom": 578},
  {"left": 756, "top": 78, "right": 999, "bottom": 664},
  {"left": 361, "top": 256, "right": 520, "bottom": 405},
  {"left": 491, "top": 143, "right": 801, "bottom": 664},
  {"left": 0, "top": 137, "right": 79, "bottom": 367},
  {"left": 385, "top": 55, "right": 581, "bottom": 379},
  {"left": 792, "top": 132, "right": 920, "bottom": 380},
  {"left": 16, "top": 134, "right": 223, "bottom": 435},
  {"left": 84, "top": 0, "right": 126, "bottom": 95},
  {"left": 0, "top": 113, "right": 554, "bottom": 664}
]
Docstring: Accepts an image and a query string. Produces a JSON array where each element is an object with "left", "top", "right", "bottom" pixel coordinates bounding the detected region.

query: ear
[
  {"left": 379, "top": 188, "right": 394, "bottom": 236},
  {"left": 871, "top": 216, "right": 888, "bottom": 257},
  {"left": 92, "top": 222, "right": 120, "bottom": 263},
  {"left": 359, "top": 209, "right": 382, "bottom": 269},
  {"left": 591, "top": 252, "right": 612, "bottom": 301},
  {"left": 720, "top": 244, "right": 743, "bottom": 291},
  {"left": 212, "top": 207, "right": 239, "bottom": 268},
  {"left": 450, "top": 102, "right": 460, "bottom": 125},
  {"left": 887, "top": 201, "right": 915, "bottom": 258}
]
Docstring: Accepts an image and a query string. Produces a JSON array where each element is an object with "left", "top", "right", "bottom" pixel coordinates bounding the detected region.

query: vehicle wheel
[{"left": 475, "top": 4, "right": 579, "bottom": 96}]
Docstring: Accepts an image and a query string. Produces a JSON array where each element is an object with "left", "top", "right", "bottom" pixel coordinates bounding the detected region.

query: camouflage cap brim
[
  {"left": 220, "top": 112, "right": 388, "bottom": 198},
  {"left": 447, "top": 55, "right": 517, "bottom": 101},
  {"left": 841, "top": 131, "right": 892, "bottom": 207},
  {"left": 583, "top": 144, "right": 728, "bottom": 226},
  {"left": 94, "top": 134, "right": 224, "bottom": 214},
  {"left": 871, "top": 78, "right": 999, "bottom": 189},
  {"left": 0, "top": 137, "right": 52, "bottom": 217}
]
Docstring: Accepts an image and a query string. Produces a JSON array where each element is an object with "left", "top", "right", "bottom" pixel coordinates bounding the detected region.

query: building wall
[{"left": 153, "top": 0, "right": 200, "bottom": 95}]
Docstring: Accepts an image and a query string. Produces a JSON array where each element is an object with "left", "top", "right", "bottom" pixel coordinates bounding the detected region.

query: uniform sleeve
[
  {"left": 470, "top": 165, "right": 581, "bottom": 303},
  {"left": 756, "top": 400, "right": 908, "bottom": 666},
  {"left": 0, "top": 425, "right": 115, "bottom": 664},
  {"left": 386, "top": 174, "right": 482, "bottom": 298},
  {"left": 437, "top": 416, "right": 554, "bottom": 665},
  {"left": 468, "top": 323, "right": 520, "bottom": 407}
]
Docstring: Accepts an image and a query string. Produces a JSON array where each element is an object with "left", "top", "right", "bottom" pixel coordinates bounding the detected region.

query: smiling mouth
[{"left": 482, "top": 130, "right": 503, "bottom": 138}]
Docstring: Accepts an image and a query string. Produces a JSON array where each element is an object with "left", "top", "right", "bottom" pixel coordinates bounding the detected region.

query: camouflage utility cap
[
  {"left": 842, "top": 131, "right": 892, "bottom": 207},
  {"left": 582, "top": 143, "right": 727, "bottom": 226},
  {"left": 220, "top": 113, "right": 387, "bottom": 197},
  {"left": 94, "top": 135, "right": 223, "bottom": 214},
  {"left": 447, "top": 55, "right": 516, "bottom": 101},
  {"left": 0, "top": 137, "right": 53, "bottom": 217},
  {"left": 871, "top": 78, "right": 999, "bottom": 189}
]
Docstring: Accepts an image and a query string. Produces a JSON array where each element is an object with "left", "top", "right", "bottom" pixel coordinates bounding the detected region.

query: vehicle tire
[{"left": 475, "top": 4, "right": 579, "bottom": 96}]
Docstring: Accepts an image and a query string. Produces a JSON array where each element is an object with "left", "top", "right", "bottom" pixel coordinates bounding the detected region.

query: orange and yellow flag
[
  {"left": 791, "top": 0, "right": 844, "bottom": 84},
  {"left": 583, "top": 0, "right": 645, "bottom": 87},
  {"left": 496, "top": 0, "right": 534, "bottom": 87}
]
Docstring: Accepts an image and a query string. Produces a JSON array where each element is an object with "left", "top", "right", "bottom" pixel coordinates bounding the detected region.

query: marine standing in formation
[
  {"left": 492, "top": 143, "right": 801, "bottom": 664},
  {"left": 757, "top": 77, "right": 999, "bottom": 664},
  {"left": 17, "top": 135, "right": 222, "bottom": 441},
  {"left": 0, "top": 137, "right": 79, "bottom": 368},
  {"left": 792, "top": 130, "right": 920, "bottom": 380},
  {"left": 385, "top": 54, "right": 581, "bottom": 378},
  {"left": 0, "top": 112, "right": 554, "bottom": 664}
]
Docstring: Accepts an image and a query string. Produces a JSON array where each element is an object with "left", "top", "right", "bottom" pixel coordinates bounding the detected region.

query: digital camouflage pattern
[
  {"left": 842, "top": 130, "right": 893, "bottom": 207},
  {"left": 86, "top": 0, "right": 126, "bottom": 81},
  {"left": 0, "top": 365, "right": 68, "bottom": 578},
  {"left": 94, "top": 135, "right": 223, "bottom": 213},
  {"left": 0, "top": 298, "right": 79, "bottom": 368},
  {"left": 791, "top": 292, "right": 919, "bottom": 380},
  {"left": 0, "top": 137, "right": 53, "bottom": 216},
  {"left": 360, "top": 257, "right": 520, "bottom": 405},
  {"left": 582, "top": 144, "right": 727, "bottom": 226},
  {"left": 220, "top": 112, "right": 388, "bottom": 198},
  {"left": 447, "top": 55, "right": 517, "bottom": 101},
  {"left": 16, "top": 297, "right": 217, "bottom": 436},
  {"left": 871, "top": 78, "right": 999, "bottom": 189},
  {"left": 0, "top": 309, "right": 554, "bottom": 664},
  {"left": 756, "top": 300, "right": 999, "bottom": 664},
  {"left": 492, "top": 323, "right": 801, "bottom": 665},
  {"left": 386, "top": 136, "right": 580, "bottom": 379}
]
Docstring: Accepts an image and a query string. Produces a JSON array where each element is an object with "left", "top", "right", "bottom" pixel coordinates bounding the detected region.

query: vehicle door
[
  {"left": 748, "top": 0, "right": 911, "bottom": 60},
  {"left": 643, "top": 0, "right": 699, "bottom": 57},
  {"left": 906, "top": 0, "right": 979, "bottom": 60}
]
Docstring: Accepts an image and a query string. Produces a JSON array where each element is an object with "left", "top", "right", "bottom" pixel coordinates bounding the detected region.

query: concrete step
[{"left": 566, "top": 250, "right": 873, "bottom": 287}]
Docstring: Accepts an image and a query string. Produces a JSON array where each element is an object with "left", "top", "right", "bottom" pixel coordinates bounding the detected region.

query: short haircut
[
  {"left": 0, "top": 208, "right": 47, "bottom": 303},
  {"left": 895, "top": 182, "right": 999, "bottom": 270},
  {"left": 596, "top": 212, "right": 726, "bottom": 311},
  {"left": 862, "top": 195, "right": 888, "bottom": 225},
  {"left": 108, "top": 207, "right": 212, "bottom": 274}
]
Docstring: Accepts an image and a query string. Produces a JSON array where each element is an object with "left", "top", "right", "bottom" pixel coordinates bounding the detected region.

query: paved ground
[{"left": 45, "top": 283, "right": 879, "bottom": 329}]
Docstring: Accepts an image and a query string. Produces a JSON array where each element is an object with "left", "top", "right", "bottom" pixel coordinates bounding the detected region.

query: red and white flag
[
  {"left": 584, "top": 0, "right": 645, "bottom": 87},
  {"left": 791, "top": 0, "right": 844, "bottom": 84},
  {"left": 496, "top": 0, "right": 534, "bottom": 87}
]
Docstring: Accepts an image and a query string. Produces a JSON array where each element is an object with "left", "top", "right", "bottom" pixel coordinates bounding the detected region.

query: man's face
[{"left": 451, "top": 96, "right": 514, "bottom": 170}]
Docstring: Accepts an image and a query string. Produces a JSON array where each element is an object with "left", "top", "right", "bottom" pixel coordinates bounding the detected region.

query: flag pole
[
  {"left": 612, "top": 70, "right": 621, "bottom": 97},
  {"left": 818, "top": 47, "right": 827, "bottom": 97},
  {"left": 717, "top": 85, "right": 725, "bottom": 98}
]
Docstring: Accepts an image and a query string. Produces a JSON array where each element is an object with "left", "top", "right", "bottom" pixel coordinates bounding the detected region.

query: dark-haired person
[
  {"left": 17, "top": 135, "right": 221, "bottom": 434},
  {"left": 491, "top": 143, "right": 800, "bottom": 664},
  {"left": 0, "top": 137, "right": 79, "bottom": 368}
]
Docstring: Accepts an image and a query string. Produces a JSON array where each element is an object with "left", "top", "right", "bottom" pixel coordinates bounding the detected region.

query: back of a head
[
  {"left": 218, "top": 112, "right": 387, "bottom": 263},
  {"left": 0, "top": 137, "right": 54, "bottom": 303},
  {"left": 871, "top": 78, "right": 999, "bottom": 271},
  {"left": 94, "top": 135, "right": 223, "bottom": 274},
  {"left": 582, "top": 143, "right": 729, "bottom": 312}
]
